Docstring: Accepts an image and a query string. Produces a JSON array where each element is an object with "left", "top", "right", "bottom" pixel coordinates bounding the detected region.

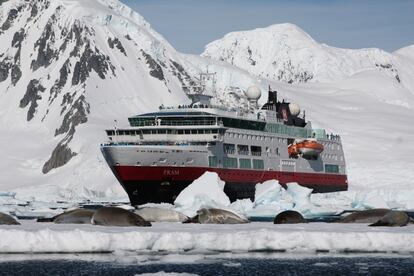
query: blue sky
[{"left": 122, "top": 0, "right": 414, "bottom": 54}]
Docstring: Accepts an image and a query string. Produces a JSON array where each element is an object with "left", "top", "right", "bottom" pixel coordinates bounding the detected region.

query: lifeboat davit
[{"left": 288, "top": 139, "right": 324, "bottom": 158}]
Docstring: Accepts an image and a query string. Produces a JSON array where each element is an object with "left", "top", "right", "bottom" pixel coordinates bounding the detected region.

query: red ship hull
[{"left": 111, "top": 166, "right": 348, "bottom": 205}]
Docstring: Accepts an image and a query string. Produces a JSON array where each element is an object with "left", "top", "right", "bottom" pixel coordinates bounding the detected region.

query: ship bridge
[{"left": 104, "top": 105, "right": 331, "bottom": 146}]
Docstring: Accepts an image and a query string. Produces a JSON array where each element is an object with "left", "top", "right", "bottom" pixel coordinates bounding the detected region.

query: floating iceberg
[{"left": 174, "top": 172, "right": 231, "bottom": 217}]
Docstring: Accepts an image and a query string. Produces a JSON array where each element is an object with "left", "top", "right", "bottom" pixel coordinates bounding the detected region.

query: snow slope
[{"left": 202, "top": 24, "right": 409, "bottom": 87}]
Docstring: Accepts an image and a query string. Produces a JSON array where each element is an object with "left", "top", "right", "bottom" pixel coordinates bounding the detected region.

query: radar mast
[{"left": 184, "top": 72, "right": 216, "bottom": 105}]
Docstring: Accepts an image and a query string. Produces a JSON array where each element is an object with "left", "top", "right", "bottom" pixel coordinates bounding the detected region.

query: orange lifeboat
[{"left": 288, "top": 139, "right": 324, "bottom": 158}]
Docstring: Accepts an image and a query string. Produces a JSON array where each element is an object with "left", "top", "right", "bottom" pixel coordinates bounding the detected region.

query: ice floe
[
  {"left": 174, "top": 172, "right": 231, "bottom": 217},
  {"left": 0, "top": 221, "right": 413, "bottom": 253}
]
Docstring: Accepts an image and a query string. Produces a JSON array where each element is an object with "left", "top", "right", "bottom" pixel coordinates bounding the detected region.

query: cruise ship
[{"left": 101, "top": 80, "right": 347, "bottom": 206}]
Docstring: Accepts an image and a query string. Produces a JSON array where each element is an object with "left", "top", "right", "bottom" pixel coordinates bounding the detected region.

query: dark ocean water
[{"left": 0, "top": 254, "right": 414, "bottom": 276}]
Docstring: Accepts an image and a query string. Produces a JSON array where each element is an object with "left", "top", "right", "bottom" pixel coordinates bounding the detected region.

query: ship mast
[{"left": 184, "top": 72, "right": 216, "bottom": 106}]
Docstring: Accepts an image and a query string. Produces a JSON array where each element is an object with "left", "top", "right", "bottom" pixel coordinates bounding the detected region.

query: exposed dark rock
[
  {"left": 12, "top": 28, "right": 24, "bottom": 63},
  {"left": 247, "top": 47, "right": 256, "bottom": 66},
  {"left": 1, "top": 8, "right": 18, "bottom": 31},
  {"left": 170, "top": 59, "right": 195, "bottom": 88},
  {"left": 376, "top": 63, "right": 392, "bottom": 69},
  {"left": 72, "top": 43, "right": 115, "bottom": 86},
  {"left": 60, "top": 92, "right": 78, "bottom": 115},
  {"left": 30, "top": 9, "right": 60, "bottom": 71},
  {"left": 375, "top": 63, "right": 401, "bottom": 83},
  {"left": 276, "top": 60, "right": 313, "bottom": 83},
  {"left": 171, "top": 60, "right": 186, "bottom": 75},
  {"left": 12, "top": 28, "right": 24, "bottom": 47},
  {"left": 19, "top": 79, "right": 46, "bottom": 121},
  {"left": 141, "top": 50, "right": 164, "bottom": 81},
  {"left": 11, "top": 64, "right": 21, "bottom": 85},
  {"left": 13, "top": 47, "right": 21, "bottom": 63},
  {"left": 55, "top": 95, "right": 90, "bottom": 136},
  {"left": 107, "top": 37, "right": 127, "bottom": 56},
  {"left": 61, "top": 92, "right": 74, "bottom": 107},
  {"left": 67, "top": 22, "right": 86, "bottom": 57},
  {"left": 0, "top": 59, "right": 11, "bottom": 82},
  {"left": 43, "top": 94, "right": 90, "bottom": 173},
  {"left": 396, "top": 75, "right": 401, "bottom": 83},
  {"left": 124, "top": 34, "right": 131, "bottom": 40},
  {"left": 49, "top": 59, "right": 70, "bottom": 103},
  {"left": 42, "top": 140, "right": 77, "bottom": 174},
  {"left": 30, "top": 2, "right": 38, "bottom": 19}
]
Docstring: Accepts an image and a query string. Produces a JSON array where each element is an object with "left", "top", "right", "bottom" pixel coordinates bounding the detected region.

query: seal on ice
[
  {"left": 196, "top": 208, "right": 249, "bottom": 224},
  {"left": 92, "top": 207, "right": 151, "bottom": 227},
  {"left": 273, "top": 210, "right": 307, "bottom": 224},
  {"left": 338, "top": 209, "right": 390, "bottom": 223},
  {"left": 134, "top": 207, "right": 188, "bottom": 222},
  {"left": 369, "top": 210, "right": 411, "bottom": 227},
  {"left": 37, "top": 209, "right": 96, "bottom": 224},
  {"left": 0, "top": 212, "right": 20, "bottom": 225}
]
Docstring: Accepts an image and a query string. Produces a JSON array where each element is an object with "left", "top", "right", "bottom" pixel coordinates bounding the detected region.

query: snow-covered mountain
[
  {"left": 0, "top": 0, "right": 196, "bottom": 200},
  {"left": 0, "top": 0, "right": 256, "bottom": 201},
  {"left": 202, "top": 24, "right": 411, "bottom": 88},
  {"left": 201, "top": 23, "right": 414, "bottom": 194},
  {"left": 0, "top": 0, "right": 413, "bottom": 202}
]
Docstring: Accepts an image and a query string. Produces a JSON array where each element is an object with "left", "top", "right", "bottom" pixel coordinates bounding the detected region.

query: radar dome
[
  {"left": 289, "top": 103, "right": 300, "bottom": 116},
  {"left": 245, "top": 86, "right": 262, "bottom": 100}
]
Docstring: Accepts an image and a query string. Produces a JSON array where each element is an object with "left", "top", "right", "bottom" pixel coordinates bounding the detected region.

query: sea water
[{"left": 0, "top": 253, "right": 413, "bottom": 275}]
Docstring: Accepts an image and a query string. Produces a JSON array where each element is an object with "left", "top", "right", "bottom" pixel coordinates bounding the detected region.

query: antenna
[{"left": 185, "top": 71, "right": 216, "bottom": 105}]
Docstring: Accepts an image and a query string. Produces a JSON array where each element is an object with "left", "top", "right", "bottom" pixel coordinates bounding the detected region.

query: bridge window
[
  {"left": 209, "top": 156, "right": 217, "bottom": 167},
  {"left": 224, "top": 157, "right": 238, "bottom": 168},
  {"left": 251, "top": 146, "right": 262, "bottom": 156},
  {"left": 239, "top": 158, "right": 251, "bottom": 169},
  {"left": 224, "top": 143, "right": 235, "bottom": 154},
  {"left": 325, "top": 164, "right": 339, "bottom": 173},
  {"left": 252, "top": 159, "right": 264, "bottom": 170},
  {"left": 237, "top": 145, "right": 249, "bottom": 155}
]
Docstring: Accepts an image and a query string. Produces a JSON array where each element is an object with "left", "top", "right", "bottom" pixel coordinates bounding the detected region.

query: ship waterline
[{"left": 103, "top": 164, "right": 347, "bottom": 205}]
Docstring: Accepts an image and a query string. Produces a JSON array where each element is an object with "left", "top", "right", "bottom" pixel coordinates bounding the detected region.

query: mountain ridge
[
  {"left": 202, "top": 23, "right": 412, "bottom": 90},
  {"left": 0, "top": 0, "right": 199, "bottom": 200}
]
